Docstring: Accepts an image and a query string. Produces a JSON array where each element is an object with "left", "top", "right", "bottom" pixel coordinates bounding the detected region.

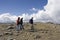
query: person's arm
[{"left": 16, "top": 20, "right": 18, "bottom": 25}]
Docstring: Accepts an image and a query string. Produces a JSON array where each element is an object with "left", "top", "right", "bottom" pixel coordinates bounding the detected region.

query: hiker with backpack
[
  {"left": 16, "top": 17, "right": 21, "bottom": 32},
  {"left": 20, "top": 18, "right": 24, "bottom": 30},
  {"left": 29, "top": 17, "right": 34, "bottom": 30}
]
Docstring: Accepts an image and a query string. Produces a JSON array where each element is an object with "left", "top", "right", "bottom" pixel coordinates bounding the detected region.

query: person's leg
[
  {"left": 16, "top": 25, "right": 19, "bottom": 31},
  {"left": 18, "top": 24, "right": 20, "bottom": 31},
  {"left": 22, "top": 24, "right": 24, "bottom": 30},
  {"left": 19, "top": 24, "right": 22, "bottom": 30},
  {"left": 31, "top": 24, "right": 34, "bottom": 30}
]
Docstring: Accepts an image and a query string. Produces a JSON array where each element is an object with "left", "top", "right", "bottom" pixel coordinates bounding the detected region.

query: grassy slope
[{"left": 0, "top": 23, "right": 60, "bottom": 40}]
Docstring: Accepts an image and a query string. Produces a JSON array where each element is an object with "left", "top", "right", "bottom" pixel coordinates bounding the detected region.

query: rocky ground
[{"left": 0, "top": 22, "right": 60, "bottom": 40}]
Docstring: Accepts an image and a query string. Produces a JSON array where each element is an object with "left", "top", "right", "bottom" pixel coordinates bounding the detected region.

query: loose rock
[
  {"left": 7, "top": 26, "right": 14, "bottom": 30},
  {"left": 35, "top": 35, "right": 41, "bottom": 39},
  {"left": 4, "top": 32, "right": 13, "bottom": 35}
]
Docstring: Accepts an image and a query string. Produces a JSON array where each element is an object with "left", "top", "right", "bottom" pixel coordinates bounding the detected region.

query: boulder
[
  {"left": 7, "top": 26, "right": 14, "bottom": 30},
  {"left": 4, "top": 32, "right": 13, "bottom": 35},
  {"left": 35, "top": 35, "right": 41, "bottom": 39},
  {"left": 7, "top": 38, "right": 16, "bottom": 40},
  {"left": 0, "top": 33, "right": 3, "bottom": 37}
]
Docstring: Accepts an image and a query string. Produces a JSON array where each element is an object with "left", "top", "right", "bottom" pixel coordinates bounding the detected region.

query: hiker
[
  {"left": 29, "top": 17, "right": 34, "bottom": 30},
  {"left": 16, "top": 17, "right": 21, "bottom": 31},
  {"left": 20, "top": 18, "right": 24, "bottom": 30}
]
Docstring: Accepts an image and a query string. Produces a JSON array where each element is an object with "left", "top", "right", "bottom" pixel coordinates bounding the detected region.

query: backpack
[
  {"left": 16, "top": 20, "right": 21, "bottom": 25},
  {"left": 29, "top": 19, "right": 32, "bottom": 24}
]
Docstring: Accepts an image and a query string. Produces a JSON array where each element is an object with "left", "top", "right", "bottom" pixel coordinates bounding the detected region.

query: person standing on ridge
[
  {"left": 20, "top": 18, "right": 24, "bottom": 30},
  {"left": 16, "top": 17, "right": 21, "bottom": 32},
  {"left": 29, "top": 17, "right": 34, "bottom": 31}
]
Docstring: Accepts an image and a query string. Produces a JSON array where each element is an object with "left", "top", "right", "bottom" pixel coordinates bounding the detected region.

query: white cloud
[
  {"left": 0, "top": 13, "right": 17, "bottom": 23},
  {"left": 32, "top": 8, "right": 36, "bottom": 11},
  {"left": 30, "top": 8, "right": 38, "bottom": 11},
  {"left": 31, "top": 0, "right": 60, "bottom": 23},
  {"left": 44, "top": 0, "right": 60, "bottom": 23},
  {"left": 0, "top": 0, "right": 60, "bottom": 24}
]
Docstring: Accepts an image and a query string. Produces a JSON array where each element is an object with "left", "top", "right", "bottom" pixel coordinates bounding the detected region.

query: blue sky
[{"left": 0, "top": 0, "right": 47, "bottom": 15}]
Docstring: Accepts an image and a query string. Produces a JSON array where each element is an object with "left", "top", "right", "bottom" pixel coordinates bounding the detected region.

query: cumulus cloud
[
  {"left": 31, "top": 0, "right": 60, "bottom": 23},
  {"left": 44, "top": 0, "right": 60, "bottom": 23},
  {"left": 0, "top": 13, "right": 17, "bottom": 23},
  {"left": 32, "top": 8, "right": 37, "bottom": 11},
  {"left": 0, "top": 0, "right": 60, "bottom": 24},
  {"left": 30, "top": 8, "right": 38, "bottom": 11}
]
